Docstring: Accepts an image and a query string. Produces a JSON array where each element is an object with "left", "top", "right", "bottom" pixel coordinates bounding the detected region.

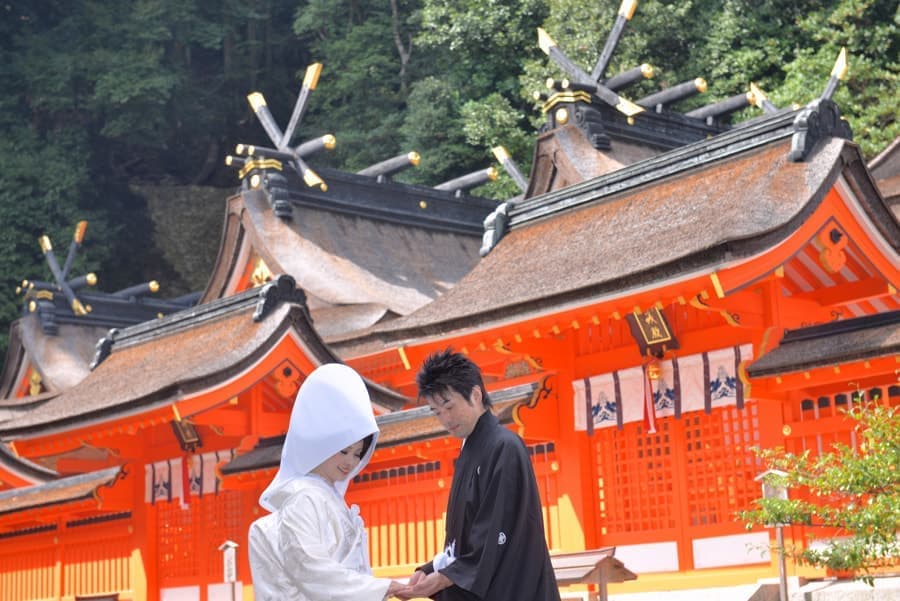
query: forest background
[{"left": 0, "top": 0, "right": 896, "bottom": 360}]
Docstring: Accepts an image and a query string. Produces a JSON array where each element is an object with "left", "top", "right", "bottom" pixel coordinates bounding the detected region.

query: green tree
[
  {"left": 398, "top": 77, "right": 475, "bottom": 186},
  {"left": 291, "top": 0, "right": 421, "bottom": 171},
  {"left": 413, "top": 0, "right": 547, "bottom": 188},
  {"left": 0, "top": 0, "right": 307, "bottom": 358},
  {"left": 418, "top": 0, "right": 547, "bottom": 98},
  {"left": 777, "top": 0, "right": 899, "bottom": 158},
  {"left": 739, "top": 399, "right": 900, "bottom": 581},
  {"left": 460, "top": 93, "right": 533, "bottom": 198}
]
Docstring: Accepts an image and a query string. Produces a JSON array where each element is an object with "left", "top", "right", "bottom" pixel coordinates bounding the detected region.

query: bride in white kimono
[{"left": 248, "top": 363, "right": 407, "bottom": 600}]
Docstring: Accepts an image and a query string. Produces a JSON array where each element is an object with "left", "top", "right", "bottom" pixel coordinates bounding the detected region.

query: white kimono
[{"left": 249, "top": 363, "right": 390, "bottom": 601}]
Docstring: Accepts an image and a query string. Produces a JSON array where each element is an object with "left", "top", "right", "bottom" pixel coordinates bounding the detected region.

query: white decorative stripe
[
  {"left": 614, "top": 541, "right": 679, "bottom": 573},
  {"left": 692, "top": 532, "right": 771, "bottom": 568}
]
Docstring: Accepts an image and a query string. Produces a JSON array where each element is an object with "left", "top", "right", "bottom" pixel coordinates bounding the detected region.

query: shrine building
[{"left": 1, "top": 5, "right": 898, "bottom": 601}]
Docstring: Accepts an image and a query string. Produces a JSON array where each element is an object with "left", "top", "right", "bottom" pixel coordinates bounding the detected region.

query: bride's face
[{"left": 311, "top": 439, "right": 365, "bottom": 484}]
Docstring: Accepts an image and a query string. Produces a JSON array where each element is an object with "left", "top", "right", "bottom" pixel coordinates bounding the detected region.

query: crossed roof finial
[
  {"left": 237, "top": 63, "right": 333, "bottom": 191},
  {"left": 37, "top": 221, "right": 89, "bottom": 316},
  {"left": 537, "top": 0, "right": 644, "bottom": 117}
]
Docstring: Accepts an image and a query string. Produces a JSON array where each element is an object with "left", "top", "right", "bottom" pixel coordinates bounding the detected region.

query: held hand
[
  {"left": 386, "top": 580, "right": 409, "bottom": 599},
  {"left": 404, "top": 570, "right": 452, "bottom": 598},
  {"left": 390, "top": 570, "right": 424, "bottom": 600}
]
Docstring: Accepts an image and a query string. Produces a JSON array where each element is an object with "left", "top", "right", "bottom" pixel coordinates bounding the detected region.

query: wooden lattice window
[
  {"left": 682, "top": 403, "right": 760, "bottom": 527},
  {"left": 351, "top": 448, "right": 457, "bottom": 568},
  {"left": 786, "top": 388, "right": 899, "bottom": 464},
  {"left": 157, "top": 490, "right": 243, "bottom": 585},
  {"left": 594, "top": 404, "right": 760, "bottom": 538},
  {"left": 64, "top": 537, "right": 132, "bottom": 599},
  {"left": 596, "top": 420, "right": 678, "bottom": 535}
]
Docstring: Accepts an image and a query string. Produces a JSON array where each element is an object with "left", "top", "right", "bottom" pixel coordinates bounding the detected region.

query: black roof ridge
[
  {"left": 29, "top": 291, "right": 197, "bottom": 331},
  {"left": 106, "top": 285, "right": 260, "bottom": 347},
  {"left": 780, "top": 310, "right": 900, "bottom": 343},
  {"left": 509, "top": 106, "right": 799, "bottom": 227},
  {"left": 16, "top": 283, "right": 201, "bottom": 337},
  {"left": 268, "top": 165, "right": 499, "bottom": 235},
  {"left": 314, "top": 165, "right": 497, "bottom": 207}
]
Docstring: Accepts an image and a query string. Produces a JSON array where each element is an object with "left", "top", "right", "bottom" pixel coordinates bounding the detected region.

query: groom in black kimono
[{"left": 401, "top": 349, "right": 561, "bottom": 601}]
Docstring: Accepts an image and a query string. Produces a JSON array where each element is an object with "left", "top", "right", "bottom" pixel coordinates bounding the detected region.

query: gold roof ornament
[
  {"left": 821, "top": 47, "right": 849, "bottom": 101},
  {"left": 302, "top": 167, "right": 327, "bottom": 191},
  {"left": 831, "top": 47, "right": 848, "bottom": 81},
  {"left": 238, "top": 158, "right": 284, "bottom": 181},
  {"left": 748, "top": 82, "right": 779, "bottom": 113},
  {"left": 250, "top": 257, "right": 274, "bottom": 288},
  {"left": 29, "top": 370, "right": 42, "bottom": 396},
  {"left": 356, "top": 152, "right": 421, "bottom": 181},
  {"left": 636, "top": 77, "right": 708, "bottom": 110},
  {"left": 73, "top": 220, "right": 87, "bottom": 244},
  {"left": 492, "top": 146, "right": 528, "bottom": 192},
  {"left": 433, "top": 166, "right": 499, "bottom": 195}
]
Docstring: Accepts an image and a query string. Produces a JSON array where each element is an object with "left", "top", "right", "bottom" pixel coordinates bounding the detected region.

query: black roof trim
[
  {"left": 268, "top": 166, "right": 498, "bottom": 235},
  {"left": 593, "top": 101, "right": 729, "bottom": 149},
  {"left": 22, "top": 288, "right": 198, "bottom": 337},
  {"left": 781, "top": 311, "right": 900, "bottom": 344},
  {"left": 748, "top": 311, "right": 900, "bottom": 378}
]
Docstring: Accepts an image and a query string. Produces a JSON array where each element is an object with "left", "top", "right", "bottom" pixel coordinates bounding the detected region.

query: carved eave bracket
[
  {"left": 90, "top": 328, "right": 120, "bottom": 371},
  {"left": 789, "top": 98, "right": 853, "bottom": 163},
  {"left": 228, "top": 155, "right": 294, "bottom": 220},
  {"left": 480, "top": 202, "right": 510, "bottom": 257},
  {"left": 253, "top": 275, "right": 307, "bottom": 322},
  {"left": 263, "top": 171, "right": 292, "bottom": 220}
]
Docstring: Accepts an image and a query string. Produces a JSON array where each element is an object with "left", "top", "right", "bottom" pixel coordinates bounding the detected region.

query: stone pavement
[
  {"left": 602, "top": 576, "right": 900, "bottom": 601},
  {"left": 793, "top": 575, "right": 900, "bottom": 600}
]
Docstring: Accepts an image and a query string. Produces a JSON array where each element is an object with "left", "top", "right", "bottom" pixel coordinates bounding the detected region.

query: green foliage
[
  {"left": 398, "top": 77, "right": 476, "bottom": 186},
  {"left": 460, "top": 94, "right": 532, "bottom": 198},
  {"left": 739, "top": 401, "right": 900, "bottom": 580},
  {"left": 0, "top": 124, "right": 106, "bottom": 351},
  {"left": 777, "top": 0, "right": 899, "bottom": 158},
  {"left": 292, "top": 0, "right": 418, "bottom": 171},
  {"left": 415, "top": 0, "right": 546, "bottom": 187},
  {"left": 418, "top": 0, "right": 547, "bottom": 97}
]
